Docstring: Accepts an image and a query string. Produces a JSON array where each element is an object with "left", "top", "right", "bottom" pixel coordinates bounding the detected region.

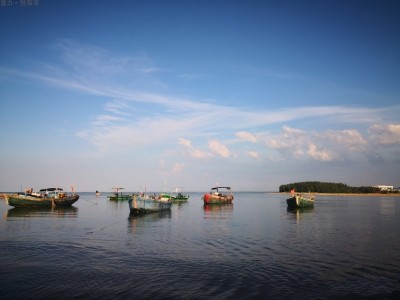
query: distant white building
[{"left": 374, "top": 185, "right": 394, "bottom": 191}]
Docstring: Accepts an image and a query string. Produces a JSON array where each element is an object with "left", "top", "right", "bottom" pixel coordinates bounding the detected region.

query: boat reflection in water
[
  {"left": 127, "top": 210, "right": 171, "bottom": 233},
  {"left": 286, "top": 206, "right": 314, "bottom": 222},
  {"left": 173, "top": 200, "right": 189, "bottom": 209},
  {"left": 203, "top": 203, "right": 233, "bottom": 219},
  {"left": 6, "top": 206, "right": 78, "bottom": 218},
  {"left": 108, "top": 198, "right": 129, "bottom": 211}
]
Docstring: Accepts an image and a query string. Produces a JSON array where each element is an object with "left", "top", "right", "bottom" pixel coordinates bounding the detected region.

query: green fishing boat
[
  {"left": 286, "top": 192, "right": 315, "bottom": 208},
  {"left": 107, "top": 187, "right": 131, "bottom": 200}
]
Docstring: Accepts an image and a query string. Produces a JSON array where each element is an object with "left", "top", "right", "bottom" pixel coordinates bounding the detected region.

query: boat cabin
[
  {"left": 39, "top": 188, "right": 66, "bottom": 198},
  {"left": 210, "top": 186, "right": 232, "bottom": 196}
]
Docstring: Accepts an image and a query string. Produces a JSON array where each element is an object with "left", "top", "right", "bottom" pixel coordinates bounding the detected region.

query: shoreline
[
  {"left": 272, "top": 192, "right": 400, "bottom": 197},
  {"left": 2, "top": 192, "right": 399, "bottom": 199}
]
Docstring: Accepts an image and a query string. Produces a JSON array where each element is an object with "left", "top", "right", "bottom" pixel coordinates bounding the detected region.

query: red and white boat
[{"left": 202, "top": 186, "right": 234, "bottom": 204}]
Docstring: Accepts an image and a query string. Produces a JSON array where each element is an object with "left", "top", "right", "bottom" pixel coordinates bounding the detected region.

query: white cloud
[
  {"left": 259, "top": 126, "right": 368, "bottom": 162},
  {"left": 323, "top": 129, "right": 367, "bottom": 151},
  {"left": 307, "top": 144, "right": 333, "bottom": 161},
  {"left": 235, "top": 131, "right": 257, "bottom": 143},
  {"left": 178, "top": 138, "right": 211, "bottom": 159},
  {"left": 178, "top": 138, "right": 192, "bottom": 148},
  {"left": 208, "top": 140, "right": 231, "bottom": 158},
  {"left": 248, "top": 151, "right": 261, "bottom": 160},
  {"left": 368, "top": 124, "right": 400, "bottom": 145},
  {"left": 265, "top": 126, "right": 307, "bottom": 150},
  {"left": 172, "top": 162, "right": 185, "bottom": 174}
]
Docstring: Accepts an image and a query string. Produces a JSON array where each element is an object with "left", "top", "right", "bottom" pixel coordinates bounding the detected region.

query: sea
[{"left": 0, "top": 192, "right": 399, "bottom": 299}]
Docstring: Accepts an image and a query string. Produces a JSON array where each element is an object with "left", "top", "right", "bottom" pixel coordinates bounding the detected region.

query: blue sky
[{"left": 1, "top": 0, "right": 399, "bottom": 192}]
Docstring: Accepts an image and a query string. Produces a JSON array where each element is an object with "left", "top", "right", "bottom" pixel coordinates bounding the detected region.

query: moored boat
[
  {"left": 202, "top": 186, "right": 234, "bottom": 204},
  {"left": 107, "top": 187, "right": 131, "bottom": 200},
  {"left": 6, "top": 187, "right": 79, "bottom": 208},
  {"left": 52, "top": 194, "right": 80, "bottom": 207},
  {"left": 172, "top": 192, "right": 190, "bottom": 202},
  {"left": 286, "top": 191, "right": 315, "bottom": 208},
  {"left": 6, "top": 194, "right": 53, "bottom": 207},
  {"left": 41, "top": 187, "right": 80, "bottom": 207},
  {"left": 128, "top": 194, "right": 172, "bottom": 214},
  {"left": 170, "top": 187, "right": 190, "bottom": 202}
]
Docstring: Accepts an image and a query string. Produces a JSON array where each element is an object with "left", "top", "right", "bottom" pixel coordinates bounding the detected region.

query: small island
[{"left": 279, "top": 181, "right": 399, "bottom": 195}]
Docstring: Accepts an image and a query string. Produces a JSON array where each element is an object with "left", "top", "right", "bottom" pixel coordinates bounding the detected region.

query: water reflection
[
  {"left": 286, "top": 206, "right": 314, "bottom": 222},
  {"left": 379, "top": 197, "right": 395, "bottom": 217},
  {"left": 203, "top": 204, "right": 233, "bottom": 219},
  {"left": 172, "top": 201, "right": 189, "bottom": 209},
  {"left": 108, "top": 199, "right": 130, "bottom": 211},
  {"left": 6, "top": 206, "right": 78, "bottom": 218},
  {"left": 127, "top": 210, "right": 171, "bottom": 232}
]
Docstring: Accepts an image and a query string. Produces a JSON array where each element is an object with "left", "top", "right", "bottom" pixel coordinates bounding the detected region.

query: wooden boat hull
[
  {"left": 129, "top": 195, "right": 172, "bottom": 214},
  {"left": 171, "top": 194, "right": 190, "bottom": 202},
  {"left": 53, "top": 194, "right": 80, "bottom": 207},
  {"left": 6, "top": 194, "right": 80, "bottom": 208},
  {"left": 6, "top": 194, "right": 52, "bottom": 207},
  {"left": 286, "top": 195, "right": 314, "bottom": 208},
  {"left": 158, "top": 192, "right": 189, "bottom": 203},
  {"left": 202, "top": 193, "right": 234, "bottom": 204}
]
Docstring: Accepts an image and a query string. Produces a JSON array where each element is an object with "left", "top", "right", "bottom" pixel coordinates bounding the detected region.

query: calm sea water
[{"left": 0, "top": 192, "right": 399, "bottom": 299}]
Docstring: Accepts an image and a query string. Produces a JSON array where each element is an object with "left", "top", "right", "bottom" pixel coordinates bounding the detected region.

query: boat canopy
[
  {"left": 111, "top": 187, "right": 125, "bottom": 193},
  {"left": 39, "top": 188, "right": 63, "bottom": 192},
  {"left": 211, "top": 187, "right": 231, "bottom": 190}
]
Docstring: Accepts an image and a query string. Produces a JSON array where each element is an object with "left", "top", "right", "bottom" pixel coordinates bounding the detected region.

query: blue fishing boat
[{"left": 128, "top": 194, "right": 172, "bottom": 214}]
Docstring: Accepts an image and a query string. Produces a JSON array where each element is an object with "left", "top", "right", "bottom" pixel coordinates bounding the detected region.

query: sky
[{"left": 0, "top": 0, "right": 399, "bottom": 192}]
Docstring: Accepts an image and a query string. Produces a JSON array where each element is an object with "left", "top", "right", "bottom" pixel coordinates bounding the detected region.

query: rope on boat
[
  {"left": 86, "top": 220, "right": 124, "bottom": 234},
  {"left": 81, "top": 197, "right": 98, "bottom": 205}
]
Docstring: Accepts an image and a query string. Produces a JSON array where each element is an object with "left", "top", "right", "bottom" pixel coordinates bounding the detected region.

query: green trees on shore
[{"left": 279, "top": 181, "right": 384, "bottom": 194}]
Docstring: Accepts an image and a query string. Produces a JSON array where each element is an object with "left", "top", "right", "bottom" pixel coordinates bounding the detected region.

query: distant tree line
[{"left": 279, "top": 181, "right": 384, "bottom": 194}]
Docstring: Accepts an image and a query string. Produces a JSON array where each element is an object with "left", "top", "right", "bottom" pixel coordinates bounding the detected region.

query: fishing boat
[
  {"left": 158, "top": 193, "right": 172, "bottom": 201},
  {"left": 202, "top": 186, "right": 234, "bottom": 204},
  {"left": 286, "top": 190, "right": 315, "bottom": 208},
  {"left": 160, "top": 187, "right": 189, "bottom": 202},
  {"left": 6, "top": 193, "right": 52, "bottom": 207},
  {"left": 52, "top": 193, "right": 80, "bottom": 207},
  {"left": 5, "top": 187, "right": 79, "bottom": 208},
  {"left": 128, "top": 193, "right": 172, "bottom": 214},
  {"left": 170, "top": 187, "right": 190, "bottom": 202},
  {"left": 107, "top": 187, "right": 131, "bottom": 200}
]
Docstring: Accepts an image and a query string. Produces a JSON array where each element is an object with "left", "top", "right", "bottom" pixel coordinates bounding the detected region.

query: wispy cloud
[{"left": 2, "top": 40, "right": 400, "bottom": 166}]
